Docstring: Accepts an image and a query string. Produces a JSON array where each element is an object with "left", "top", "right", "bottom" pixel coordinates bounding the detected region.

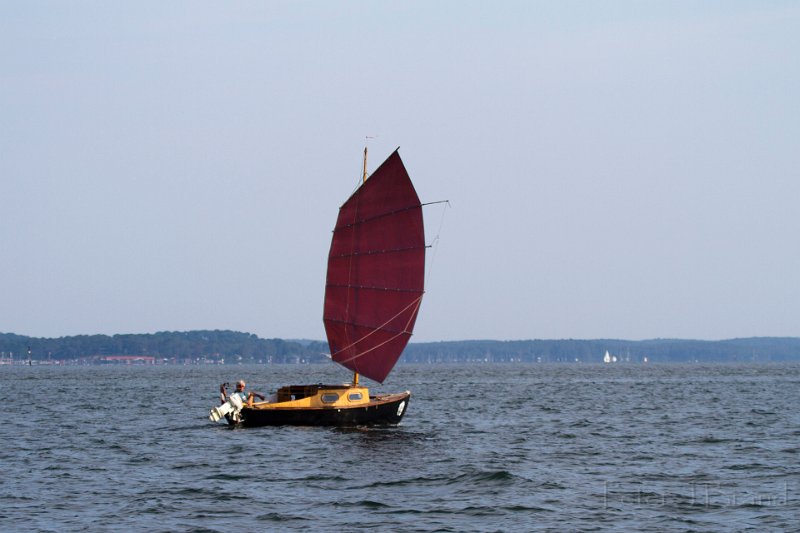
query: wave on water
[{"left": 3, "top": 363, "right": 800, "bottom": 531}]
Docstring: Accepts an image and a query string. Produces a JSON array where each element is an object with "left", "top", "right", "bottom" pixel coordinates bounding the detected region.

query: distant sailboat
[
  {"left": 603, "top": 350, "right": 618, "bottom": 363},
  {"left": 211, "top": 148, "right": 425, "bottom": 427}
]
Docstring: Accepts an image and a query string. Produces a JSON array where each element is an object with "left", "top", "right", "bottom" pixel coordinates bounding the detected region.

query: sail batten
[
  {"left": 323, "top": 151, "right": 425, "bottom": 384},
  {"left": 326, "top": 283, "right": 424, "bottom": 292},
  {"left": 328, "top": 245, "right": 427, "bottom": 259},
  {"left": 333, "top": 204, "right": 423, "bottom": 230}
]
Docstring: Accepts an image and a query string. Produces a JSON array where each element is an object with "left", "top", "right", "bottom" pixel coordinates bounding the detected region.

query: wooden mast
[
  {"left": 362, "top": 146, "right": 368, "bottom": 183},
  {"left": 352, "top": 146, "right": 369, "bottom": 387}
]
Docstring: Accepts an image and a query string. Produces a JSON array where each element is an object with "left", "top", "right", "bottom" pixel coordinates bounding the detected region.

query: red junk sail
[{"left": 323, "top": 150, "right": 425, "bottom": 383}]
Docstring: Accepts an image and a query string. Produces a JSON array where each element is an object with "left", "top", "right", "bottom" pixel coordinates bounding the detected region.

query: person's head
[{"left": 236, "top": 380, "right": 245, "bottom": 392}]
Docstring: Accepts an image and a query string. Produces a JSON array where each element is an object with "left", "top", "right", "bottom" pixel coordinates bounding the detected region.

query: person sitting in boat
[{"left": 220, "top": 380, "right": 265, "bottom": 406}]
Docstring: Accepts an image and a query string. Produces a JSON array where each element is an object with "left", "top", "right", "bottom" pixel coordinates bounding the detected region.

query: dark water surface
[{"left": 2, "top": 363, "right": 799, "bottom": 532}]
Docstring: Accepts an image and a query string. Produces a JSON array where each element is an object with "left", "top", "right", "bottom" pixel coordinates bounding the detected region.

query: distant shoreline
[{"left": 2, "top": 331, "right": 799, "bottom": 365}]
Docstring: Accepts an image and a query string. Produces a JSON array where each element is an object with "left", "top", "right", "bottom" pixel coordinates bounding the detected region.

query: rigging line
[
  {"left": 331, "top": 295, "right": 422, "bottom": 358},
  {"left": 324, "top": 316, "right": 410, "bottom": 335},
  {"left": 324, "top": 303, "right": 425, "bottom": 333},
  {"left": 425, "top": 200, "right": 450, "bottom": 283},
  {"left": 403, "top": 296, "right": 423, "bottom": 331},
  {"left": 348, "top": 175, "right": 363, "bottom": 197},
  {"left": 342, "top": 185, "right": 363, "bottom": 354},
  {"left": 337, "top": 298, "right": 423, "bottom": 367},
  {"left": 330, "top": 295, "right": 424, "bottom": 361},
  {"left": 336, "top": 329, "right": 408, "bottom": 366},
  {"left": 349, "top": 151, "right": 369, "bottom": 196}
]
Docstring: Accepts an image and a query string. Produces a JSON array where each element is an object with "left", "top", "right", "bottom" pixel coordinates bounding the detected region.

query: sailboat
[{"left": 210, "top": 148, "right": 425, "bottom": 427}]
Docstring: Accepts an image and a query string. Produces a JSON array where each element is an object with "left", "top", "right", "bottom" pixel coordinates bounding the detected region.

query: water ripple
[{"left": 2, "top": 363, "right": 800, "bottom": 531}]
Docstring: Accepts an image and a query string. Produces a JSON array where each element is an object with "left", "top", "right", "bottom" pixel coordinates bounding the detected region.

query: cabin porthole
[
  {"left": 397, "top": 401, "right": 406, "bottom": 416},
  {"left": 321, "top": 393, "right": 339, "bottom": 403}
]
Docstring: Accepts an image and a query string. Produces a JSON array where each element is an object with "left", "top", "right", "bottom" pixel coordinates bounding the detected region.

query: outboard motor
[{"left": 209, "top": 393, "right": 244, "bottom": 423}]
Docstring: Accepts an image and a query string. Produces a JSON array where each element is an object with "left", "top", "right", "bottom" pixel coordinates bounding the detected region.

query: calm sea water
[{"left": 2, "top": 363, "right": 799, "bottom": 532}]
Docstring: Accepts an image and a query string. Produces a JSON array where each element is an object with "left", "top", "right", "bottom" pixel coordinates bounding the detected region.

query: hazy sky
[{"left": 2, "top": 1, "right": 799, "bottom": 342}]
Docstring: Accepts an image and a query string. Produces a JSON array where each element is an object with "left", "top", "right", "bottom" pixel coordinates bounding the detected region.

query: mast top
[{"left": 362, "top": 146, "right": 368, "bottom": 184}]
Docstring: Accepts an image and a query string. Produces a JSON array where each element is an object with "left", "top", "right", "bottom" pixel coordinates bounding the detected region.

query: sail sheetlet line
[
  {"left": 328, "top": 295, "right": 423, "bottom": 358},
  {"left": 332, "top": 296, "right": 423, "bottom": 365},
  {"left": 323, "top": 315, "right": 418, "bottom": 335}
]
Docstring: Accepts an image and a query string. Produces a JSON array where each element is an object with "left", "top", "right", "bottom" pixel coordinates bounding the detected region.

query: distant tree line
[
  {"left": 0, "top": 330, "right": 328, "bottom": 364},
  {"left": 1, "top": 331, "right": 799, "bottom": 364},
  {"left": 403, "top": 337, "right": 800, "bottom": 363}
]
